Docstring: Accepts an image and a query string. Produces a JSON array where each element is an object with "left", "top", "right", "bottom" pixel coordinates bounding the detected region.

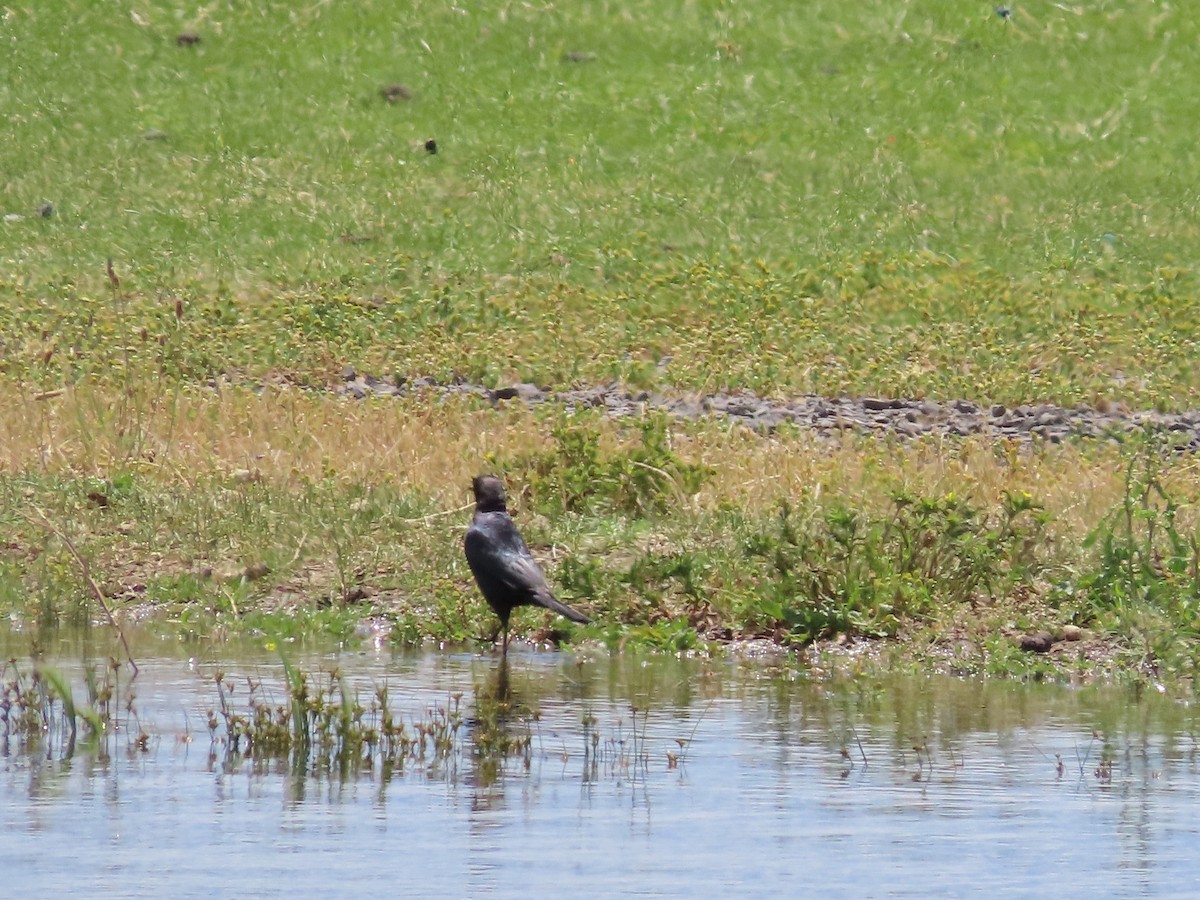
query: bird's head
[{"left": 471, "top": 475, "right": 508, "bottom": 512}]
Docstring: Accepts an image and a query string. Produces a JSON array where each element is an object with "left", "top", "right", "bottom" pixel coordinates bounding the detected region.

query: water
[{"left": 3, "top": 634, "right": 1200, "bottom": 897}]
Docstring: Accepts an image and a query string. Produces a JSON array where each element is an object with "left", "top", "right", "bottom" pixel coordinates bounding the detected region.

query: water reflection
[{"left": 3, "top": 633, "right": 1200, "bottom": 895}]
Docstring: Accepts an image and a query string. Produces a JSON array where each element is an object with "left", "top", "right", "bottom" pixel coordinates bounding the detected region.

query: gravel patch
[{"left": 280, "top": 369, "right": 1200, "bottom": 446}]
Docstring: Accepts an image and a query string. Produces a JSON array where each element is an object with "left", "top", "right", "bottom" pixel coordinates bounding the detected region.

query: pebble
[{"left": 287, "top": 375, "right": 1200, "bottom": 446}]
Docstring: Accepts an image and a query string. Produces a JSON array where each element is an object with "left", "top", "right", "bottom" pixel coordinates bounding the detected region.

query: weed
[
  {"left": 744, "top": 490, "right": 1048, "bottom": 641},
  {"left": 1066, "top": 431, "right": 1200, "bottom": 680},
  {"left": 0, "top": 654, "right": 122, "bottom": 760},
  {"left": 508, "top": 413, "right": 711, "bottom": 517}
]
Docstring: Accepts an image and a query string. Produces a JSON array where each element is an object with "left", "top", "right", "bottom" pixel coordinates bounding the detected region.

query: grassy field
[
  {"left": 4, "top": 2, "right": 1200, "bottom": 685},
  {"left": 5, "top": 0, "right": 1200, "bottom": 403}
]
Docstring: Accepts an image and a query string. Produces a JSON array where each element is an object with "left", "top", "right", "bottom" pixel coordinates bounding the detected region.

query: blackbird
[{"left": 464, "top": 475, "right": 589, "bottom": 653}]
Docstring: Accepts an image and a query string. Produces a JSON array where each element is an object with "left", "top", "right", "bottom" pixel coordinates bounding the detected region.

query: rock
[
  {"left": 1059, "top": 624, "right": 1083, "bottom": 642},
  {"left": 863, "top": 397, "right": 903, "bottom": 411},
  {"left": 1018, "top": 631, "right": 1055, "bottom": 653},
  {"left": 665, "top": 398, "right": 700, "bottom": 419},
  {"left": 234, "top": 371, "right": 1200, "bottom": 449},
  {"left": 751, "top": 410, "right": 785, "bottom": 432}
]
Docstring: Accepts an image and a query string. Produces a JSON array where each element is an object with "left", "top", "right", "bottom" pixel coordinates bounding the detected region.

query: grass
[
  {"left": 1, "top": 653, "right": 131, "bottom": 759},
  {"left": 3, "top": 641, "right": 682, "bottom": 783},
  {"left": 4, "top": 2, "right": 1200, "bottom": 686},
  {"left": 5, "top": 384, "right": 1200, "bottom": 685},
  {"left": 3, "top": 2, "right": 1200, "bottom": 405}
]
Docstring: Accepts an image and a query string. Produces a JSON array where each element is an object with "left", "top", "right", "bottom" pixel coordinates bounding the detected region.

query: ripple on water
[{"left": 2, "top": 639, "right": 1200, "bottom": 897}]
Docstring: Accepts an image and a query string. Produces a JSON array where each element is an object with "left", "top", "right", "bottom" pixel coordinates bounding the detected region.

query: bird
[{"left": 464, "top": 475, "right": 590, "bottom": 653}]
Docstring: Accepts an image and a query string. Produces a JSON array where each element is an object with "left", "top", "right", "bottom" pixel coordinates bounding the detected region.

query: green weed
[
  {"left": 744, "top": 490, "right": 1049, "bottom": 641},
  {"left": 0, "top": 654, "right": 122, "bottom": 759},
  {"left": 1066, "top": 432, "right": 1200, "bottom": 681},
  {"left": 507, "top": 413, "right": 711, "bottom": 516}
]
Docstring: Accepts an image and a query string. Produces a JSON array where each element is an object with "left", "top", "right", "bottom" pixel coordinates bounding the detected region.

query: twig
[
  {"left": 630, "top": 459, "right": 677, "bottom": 490},
  {"left": 397, "top": 501, "right": 474, "bottom": 525},
  {"left": 677, "top": 697, "right": 716, "bottom": 766},
  {"left": 1025, "top": 734, "right": 1056, "bottom": 764},
  {"left": 27, "top": 507, "right": 139, "bottom": 677},
  {"left": 850, "top": 722, "right": 869, "bottom": 765},
  {"left": 1075, "top": 732, "right": 1098, "bottom": 777},
  {"left": 220, "top": 586, "right": 240, "bottom": 619}
]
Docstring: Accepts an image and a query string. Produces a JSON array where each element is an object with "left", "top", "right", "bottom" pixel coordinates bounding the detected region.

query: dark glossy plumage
[{"left": 465, "top": 475, "right": 589, "bottom": 652}]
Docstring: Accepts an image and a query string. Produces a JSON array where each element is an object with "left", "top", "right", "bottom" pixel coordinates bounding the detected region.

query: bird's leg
[{"left": 502, "top": 623, "right": 509, "bottom": 656}]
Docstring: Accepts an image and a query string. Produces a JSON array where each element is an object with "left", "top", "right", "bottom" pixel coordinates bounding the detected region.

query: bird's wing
[
  {"left": 465, "top": 524, "right": 554, "bottom": 598},
  {"left": 498, "top": 551, "right": 555, "bottom": 600}
]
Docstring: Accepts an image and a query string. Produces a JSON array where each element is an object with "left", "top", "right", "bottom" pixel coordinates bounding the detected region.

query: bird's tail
[{"left": 536, "top": 592, "right": 591, "bottom": 625}]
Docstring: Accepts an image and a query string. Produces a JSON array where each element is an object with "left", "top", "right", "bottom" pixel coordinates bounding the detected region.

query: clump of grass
[
  {"left": 209, "top": 666, "right": 470, "bottom": 778},
  {"left": 1, "top": 654, "right": 126, "bottom": 759},
  {"left": 0, "top": 659, "right": 47, "bottom": 751},
  {"left": 504, "top": 412, "right": 711, "bottom": 517},
  {"left": 743, "top": 489, "right": 1048, "bottom": 641},
  {"left": 1061, "top": 431, "right": 1200, "bottom": 682},
  {"left": 552, "top": 482, "right": 1051, "bottom": 648}
]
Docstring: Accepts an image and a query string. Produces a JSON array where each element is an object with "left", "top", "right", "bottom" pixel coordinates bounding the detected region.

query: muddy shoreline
[{"left": 326, "top": 371, "right": 1200, "bottom": 445}]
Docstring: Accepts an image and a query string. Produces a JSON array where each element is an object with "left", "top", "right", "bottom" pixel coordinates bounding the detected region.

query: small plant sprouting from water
[
  {"left": 1, "top": 655, "right": 124, "bottom": 759},
  {"left": 209, "top": 667, "right": 471, "bottom": 778}
]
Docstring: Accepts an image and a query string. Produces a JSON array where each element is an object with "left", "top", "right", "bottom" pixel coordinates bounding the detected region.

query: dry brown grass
[{"left": 0, "top": 383, "right": 1159, "bottom": 540}]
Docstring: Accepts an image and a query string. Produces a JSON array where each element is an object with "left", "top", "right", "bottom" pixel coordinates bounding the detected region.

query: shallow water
[{"left": 3, "top": 633, "right": 1200, "bottom": 897}]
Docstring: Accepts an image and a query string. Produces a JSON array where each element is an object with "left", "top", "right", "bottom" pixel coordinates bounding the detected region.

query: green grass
[
  {"left": 3, "top": 1, "right": 1200, "bottom": 405},
  {"left": 6, "top": 2, "right": 1200, "bottom": 686},
  {"left": 5, "top": 1, "right": 1196, "bottom": 277}
]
